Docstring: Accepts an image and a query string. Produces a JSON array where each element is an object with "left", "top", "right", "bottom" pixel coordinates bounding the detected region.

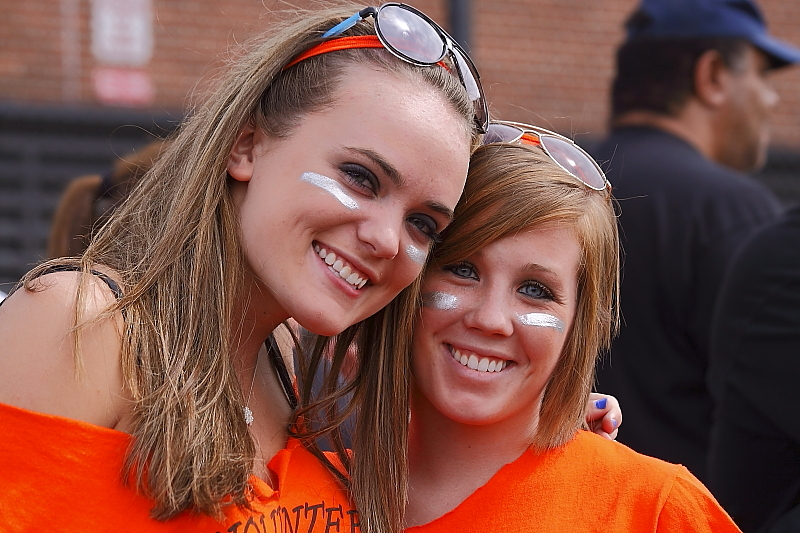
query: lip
[{"left": 313, "top": 240, "right": 376, "bottom": 295}]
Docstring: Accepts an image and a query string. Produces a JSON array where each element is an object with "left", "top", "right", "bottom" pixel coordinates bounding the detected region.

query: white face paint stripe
[
  {"left": 300, "top": 172, "right": 359, "bottom": 210},
  {"left": 422, "top": 292, "right": 459, "bottom": 310},
  {"left": 518, "top": 313, "right": 565, "bottom": 332},
  {"left": 405, "top": 244, "right": 428, "bottom": 265}
]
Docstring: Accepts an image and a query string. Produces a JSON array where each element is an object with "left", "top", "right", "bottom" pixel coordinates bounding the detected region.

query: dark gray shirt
[{"left": 591, "top": 125, "right": 783, "bottom": 482}]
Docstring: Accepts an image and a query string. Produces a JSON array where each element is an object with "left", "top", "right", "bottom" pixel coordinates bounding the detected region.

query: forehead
[
  {"left": 331, "top": 63, "right": 470, "bottom": 135},
  {"left": 430, "top": 224, "right": 583, "bottom": 280},
  {"left": 310, "top": 64, "right": 471, "bottom": 198}
]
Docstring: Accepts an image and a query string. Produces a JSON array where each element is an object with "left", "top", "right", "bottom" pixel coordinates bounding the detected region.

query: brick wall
[{"left": 3, "top": 0, "right": 799, "bottom": 146}]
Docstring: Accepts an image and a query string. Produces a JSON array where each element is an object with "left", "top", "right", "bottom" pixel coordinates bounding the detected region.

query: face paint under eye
[
  {"left": 300, "top": 172, "right": 359, "bottom": 210},
  {"left": 422, "top": 291, "right": 459, "bottom": 310},
  {"left": 517, "top": 313, "right": 565, "bottom": 333},
  {"left": 406, "top": 244, "right": 428, "bottom": 265}
]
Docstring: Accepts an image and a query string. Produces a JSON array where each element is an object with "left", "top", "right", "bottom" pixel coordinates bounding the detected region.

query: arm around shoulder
[
  {"left": 0, "top": 271, "right": 128, "bottom": 429},
  {"left": 657, "top": 466, "right": 741, "bottom": 532}
]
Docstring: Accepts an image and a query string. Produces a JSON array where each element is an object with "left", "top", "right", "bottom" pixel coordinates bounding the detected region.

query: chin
[
  {"left": 440, "top": 402, "right": 506, "bottom": 426},
  {"left": 297, "top": 317, "right": 349, "bottom": 338}
]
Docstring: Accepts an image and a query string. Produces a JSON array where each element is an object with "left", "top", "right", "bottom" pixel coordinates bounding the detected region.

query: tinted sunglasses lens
[
  {"left": 539, "top": 135, "right": 606, "bottom": 190},
  {"left": 452, "top": 47, "right": 488, "bottom": 131},
  {"left": 483, "top": 123, "right": 523, "bottom": 144},
  {"left": 377, "top": 5, "right": 446, "bottom": 63}
]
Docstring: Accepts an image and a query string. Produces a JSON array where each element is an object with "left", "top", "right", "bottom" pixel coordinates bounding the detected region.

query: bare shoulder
[{"left": 0, "top": 269, "right": 129, "bottom": 429}]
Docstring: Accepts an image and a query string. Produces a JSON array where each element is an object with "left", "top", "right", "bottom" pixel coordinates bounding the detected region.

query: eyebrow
[
  {"left": 343, "top": 146, "right": 455, "bottom": 222},
  {"left": 522, "top": 262, "right": 568, "bottom": 294},
  {"left": 344, "top": 147, "right": 404, "bottom": 187},
  {"left": 520, "top": 262, "right": 560, "bottom": 277}
]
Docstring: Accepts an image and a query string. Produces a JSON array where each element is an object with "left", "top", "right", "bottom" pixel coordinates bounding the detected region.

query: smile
[
  {"left": 314, "top": 243, "right": 369, "bottom": 289},
  {"left": 449, "top": 345, "right": 508, "bottom": 373}
]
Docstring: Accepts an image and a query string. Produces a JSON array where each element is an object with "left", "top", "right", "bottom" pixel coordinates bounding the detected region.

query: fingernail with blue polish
[
  {"left": 594, "top": 398, "right": 607, "bottom": 409},
  {"left": 612, "top": 418, "right": 618, "bottom": 429}
]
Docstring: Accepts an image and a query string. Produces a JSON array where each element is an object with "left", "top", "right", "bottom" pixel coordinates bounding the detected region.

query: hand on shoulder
[{"left": 0, "top": 269, "right": 129, "bottom": 429}]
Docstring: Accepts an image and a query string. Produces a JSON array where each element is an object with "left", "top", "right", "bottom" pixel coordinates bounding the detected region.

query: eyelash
[
  {"left": 518, "top": 281, "right": 555, "bottom": 301},
  {"left": 340, "top": 163, "right": 379, "bottom": 195},
  {"left": 445, "top": 261, "right": 478, "bottom": 280},
  {"left": 407, "top": 215, "right": 441, "bottom": 243},
  {"left": 446, "top": 262, "right": 556, "bottom": 301}
]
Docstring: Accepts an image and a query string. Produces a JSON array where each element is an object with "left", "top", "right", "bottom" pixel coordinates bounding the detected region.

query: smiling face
[
  {"left": 411, "top": 224, "right": 582, "bottom": 431},
  {"left": 227, "top": 64, "right": 472, "bottom": 336}
]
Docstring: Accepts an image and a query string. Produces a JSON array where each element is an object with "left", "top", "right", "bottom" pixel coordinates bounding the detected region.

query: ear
[
  {"left": 227, "top": 122, "right": 257, "bottom": 182},
  {"left": 693, "top": 49, "right": 729, "bottom": 108}
]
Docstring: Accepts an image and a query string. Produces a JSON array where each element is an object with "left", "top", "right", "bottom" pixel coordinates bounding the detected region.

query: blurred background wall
[{"left": 1, "top": 0, "right": 799, "bottom": 286}]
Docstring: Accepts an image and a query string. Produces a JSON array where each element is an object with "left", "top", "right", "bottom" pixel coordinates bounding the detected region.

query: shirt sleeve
[{"left": 657, "top": 466, "right": 742, "bottom": 532}]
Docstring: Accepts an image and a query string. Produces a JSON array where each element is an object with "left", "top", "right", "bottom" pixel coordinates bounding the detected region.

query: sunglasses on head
[
  {"left": 483, "top": 121, "right": 611, "bottom": 192},
  {"left": 286, "top": 3, "right": 488, "bottom": 134}
]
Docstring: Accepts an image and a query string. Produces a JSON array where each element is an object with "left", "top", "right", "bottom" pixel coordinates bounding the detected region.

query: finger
[{"left": 597, "top": 394, "right": 622, "bottom": 435}]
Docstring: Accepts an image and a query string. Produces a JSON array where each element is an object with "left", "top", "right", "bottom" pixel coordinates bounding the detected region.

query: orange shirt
[
  {"left": 0, "top": 402, "right": 357, "bottom": 533},
  {"left": 406, "top": 431, "right": 741, "bottom": 533}
]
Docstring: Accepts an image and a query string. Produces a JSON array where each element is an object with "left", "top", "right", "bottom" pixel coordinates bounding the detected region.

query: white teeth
[
  {"left": 315, "top": 244, "right": 368, "bottom": 290},
  {"left": 451, "top": 346, "right": 507, "bottom": 373}
]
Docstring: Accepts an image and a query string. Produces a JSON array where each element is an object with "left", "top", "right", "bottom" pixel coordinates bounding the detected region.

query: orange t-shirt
[
  {"left": 0, "top": 402, "right": 357, "bottom": 533},
  {"left": 405, "top": 431, "right": 741, "bottom": 533}
]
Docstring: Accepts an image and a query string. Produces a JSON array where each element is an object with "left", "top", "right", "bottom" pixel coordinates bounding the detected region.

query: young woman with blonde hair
[{"left": 0, "top": 3, "right": 486, "bottom": 531}]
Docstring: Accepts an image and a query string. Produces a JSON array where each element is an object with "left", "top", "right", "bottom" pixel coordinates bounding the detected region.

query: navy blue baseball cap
[{"left": 625, "top": 0, "right": 800, "bottom": 67}]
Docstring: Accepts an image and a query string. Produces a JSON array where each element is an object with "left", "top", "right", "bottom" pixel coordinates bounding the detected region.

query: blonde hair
[
  {"left": 20, "top": 1, "right": 477, "bottom": 524},
  {"left": 428, "top": 143, "right": 620, "bottom": 449}
]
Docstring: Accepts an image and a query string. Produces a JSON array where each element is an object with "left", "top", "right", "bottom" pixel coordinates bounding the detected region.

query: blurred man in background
[
  {"left": 707, "top": 202, "right": 800, "bottom": 532},
  {"left": 592, "top": 0, "right": 800, "bottom": 482}
]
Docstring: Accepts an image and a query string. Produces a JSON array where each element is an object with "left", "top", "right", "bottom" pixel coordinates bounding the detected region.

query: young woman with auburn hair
[
  {"left": 401, "top": 138, "right": 739, "bottom": 531},
  {"left": 0, "top": 3, "right": 484, "bottom": 531}
]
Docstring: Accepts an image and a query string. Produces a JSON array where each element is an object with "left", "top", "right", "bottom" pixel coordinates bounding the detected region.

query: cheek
[
  {"left": 405, "top": 244, "right": 429, "bottom": 265},
  {"left": 519, "top": 320, "right": 570, "bottom": 369},
  {"left": 361, "top": 260, "right": 425, "bottom": 318},
  {"left": 300, "top": 172, "right": 360, "bottom": 210},
  {"left": 517, "top": 312, "right": 566, "bottom": 333},
  {"left": 422, "top": 290, "right": 460, "bottom": 310}
]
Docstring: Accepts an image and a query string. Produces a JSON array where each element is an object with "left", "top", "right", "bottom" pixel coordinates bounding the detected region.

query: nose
[
  {"left": 462, "top": 287, "right": 514, "bottom": 337},
  {"left": 357, "top": 206, "right": 401, "bottom": 260}
]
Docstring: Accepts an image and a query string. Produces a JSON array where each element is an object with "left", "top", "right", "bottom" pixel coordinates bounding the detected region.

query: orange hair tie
[{"left": 284, "top": 35, "right": 384, "bottom": 69}]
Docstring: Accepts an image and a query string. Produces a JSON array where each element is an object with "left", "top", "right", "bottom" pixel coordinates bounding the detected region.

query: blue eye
[
  {"left": 407, "top": 214, "right": 441, "bottom": 243},
  {"left": 519, "top": 281, "right": 553, "bottom": 301},
  {"left": 340, "top": 163, "right": 378, "bottom": 194},
  {"left": 445, "top": 262, "right": 478, "bottom": 280}
]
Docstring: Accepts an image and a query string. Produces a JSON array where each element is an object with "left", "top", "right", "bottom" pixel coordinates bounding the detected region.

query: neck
[
  {"left": 613, "top": 103, "right": 717, "bottom": 163},
  {"left": 233, "top": 272, "right": 291, "bottom": 367},
  {"left": 232, "top": 272, "right": 293, "bottom": 484},
  {"left": 406, "top": 386, "right": 538, "bottom": 527}
]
